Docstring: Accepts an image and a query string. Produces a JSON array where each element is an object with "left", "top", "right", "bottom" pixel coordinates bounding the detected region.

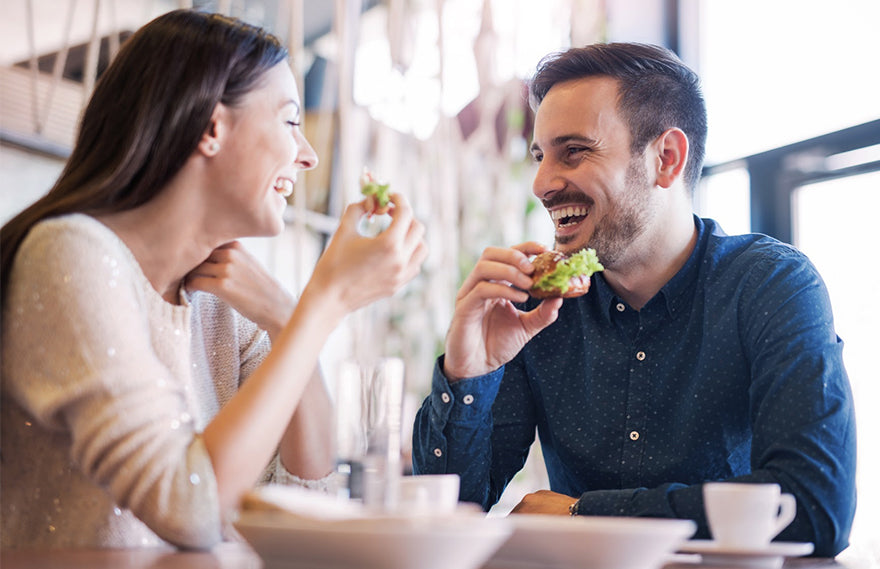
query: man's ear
[
  {"left": 198, "top": 103, "right": 229, "bottom": 157},
  {"left": 653, "top": 128, "right": 689, "bottom": 189}
]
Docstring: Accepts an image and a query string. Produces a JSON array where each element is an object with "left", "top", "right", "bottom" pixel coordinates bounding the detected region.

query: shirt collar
[
  {"left": 593, "top": 215, "right": 712, "bottom": 320},
  {"left": 593, "top": 271, "right": 619, "bottom": 324},
  {"left": 660, "top": 215, "right": 711, "bottom": 318}
]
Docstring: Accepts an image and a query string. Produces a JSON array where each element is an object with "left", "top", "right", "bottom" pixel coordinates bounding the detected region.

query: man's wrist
[{"left": 569, "top": 499, "right": 580, "bottom": 516}]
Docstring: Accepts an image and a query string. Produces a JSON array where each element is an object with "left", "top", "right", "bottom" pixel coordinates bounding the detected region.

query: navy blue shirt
[{"left": 413, "top": 217, "right": 856, "bottom": 557}]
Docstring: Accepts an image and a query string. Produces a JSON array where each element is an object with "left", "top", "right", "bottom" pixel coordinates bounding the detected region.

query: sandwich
[{"left": 529, "top": 248, "right": 604, "bottom": 299}]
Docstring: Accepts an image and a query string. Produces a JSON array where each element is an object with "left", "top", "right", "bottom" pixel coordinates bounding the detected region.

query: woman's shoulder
[
  {"left": 12, "top": 213, "right": 146, "bottom": 299},
  {"left": 24, "top": 213, "right": 120, "bottom": 250},
  {"left": 17, "top": 213, "right": 131, "bottom": 266}
]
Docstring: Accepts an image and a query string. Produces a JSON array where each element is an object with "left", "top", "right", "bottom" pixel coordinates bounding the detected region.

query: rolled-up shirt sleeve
[{"left": 412, "top": 357, "right": 512, "bottom": 507}]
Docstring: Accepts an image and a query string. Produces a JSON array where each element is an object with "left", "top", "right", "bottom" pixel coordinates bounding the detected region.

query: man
[{"left": 412, "top": 43, "right": 855, "bottom": 557}]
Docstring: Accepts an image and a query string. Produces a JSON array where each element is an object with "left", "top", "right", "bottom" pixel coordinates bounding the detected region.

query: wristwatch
[{"left": 569, "top": 500, "right": 579, "bottom": 516}]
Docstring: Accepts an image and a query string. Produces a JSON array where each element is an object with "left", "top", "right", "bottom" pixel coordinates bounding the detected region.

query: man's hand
[
  {"left": 443, "top": 242, "right": 563, "bottom": 381},
  {"left": 510, "top": 489, "right": 578, "bottom": 516}
]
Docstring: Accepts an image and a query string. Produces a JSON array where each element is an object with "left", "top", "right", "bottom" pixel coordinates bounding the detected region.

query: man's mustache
[{"left": 541, "top": 191, "right": 594, "bottom": 210}]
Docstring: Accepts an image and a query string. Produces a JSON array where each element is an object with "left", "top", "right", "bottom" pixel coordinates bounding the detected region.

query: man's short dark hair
[{"left": 529, "top": 43, "right": 707, "bottom": 191}]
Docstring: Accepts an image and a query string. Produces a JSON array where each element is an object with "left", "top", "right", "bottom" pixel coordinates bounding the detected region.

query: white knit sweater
[{"left": 1, "top": 214, "right": 304, "bottom": 549}]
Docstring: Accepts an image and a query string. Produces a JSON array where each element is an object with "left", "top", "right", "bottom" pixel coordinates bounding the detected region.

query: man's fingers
[
  {"left": 520, "top": 297, "right": 562, "bottom": 334},
  {"left": 511, "top": 241, "right": 552, "bottom": 258},
  {"left": 457, "top": 280, "right": 530, "bottom": 309},
  {"left": 458, "top": 256, "right": 536, "bottom": 299}
]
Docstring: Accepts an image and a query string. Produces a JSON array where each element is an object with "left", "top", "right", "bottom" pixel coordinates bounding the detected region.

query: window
[
  {"left": 693, "top": 0, "right": 880, "bottom": 165},
  {"left": 693, "top": 0, "right": 880, "bottom": 551}
]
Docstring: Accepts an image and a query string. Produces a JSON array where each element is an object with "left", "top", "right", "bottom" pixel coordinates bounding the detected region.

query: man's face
[{"left": 530, "top": 76, "right": 654, "bottom": 268}]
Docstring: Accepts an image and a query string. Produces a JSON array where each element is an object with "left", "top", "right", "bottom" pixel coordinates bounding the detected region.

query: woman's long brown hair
[{"left": 0, "top": 9, "right": 288, "bottom": 307}]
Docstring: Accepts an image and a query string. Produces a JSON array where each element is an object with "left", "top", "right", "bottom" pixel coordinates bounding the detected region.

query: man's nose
[{"left": 532, "top": 159, "right": 566, "bottom": 201}]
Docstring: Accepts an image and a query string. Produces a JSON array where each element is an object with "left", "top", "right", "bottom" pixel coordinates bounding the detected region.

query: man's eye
[
  {"left": 531, "top": 153, "right": 544, "bottom": 163},
  {"left": 567, "top": 146, "right": 585, "bottom": 157},
  {"left": 286, "top": 120, "right": 301, "bottom": 128}
]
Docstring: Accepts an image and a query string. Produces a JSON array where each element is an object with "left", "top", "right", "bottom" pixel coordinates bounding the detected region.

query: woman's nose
[{"left": 295, "top": 131, "right": 319, "bottom": 171}]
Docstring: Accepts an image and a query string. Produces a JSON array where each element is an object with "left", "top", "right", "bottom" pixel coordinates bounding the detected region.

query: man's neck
[{"left": 602, "top": 211, "right": 698, "bottom": 310}]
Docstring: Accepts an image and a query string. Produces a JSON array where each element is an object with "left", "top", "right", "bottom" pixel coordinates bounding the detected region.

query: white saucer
[
  {"left": 484, "top": 515, "right": 697, "bottom": 569},
  {"left": 678, "top": 540, "right": 814, "bottom": 568}
]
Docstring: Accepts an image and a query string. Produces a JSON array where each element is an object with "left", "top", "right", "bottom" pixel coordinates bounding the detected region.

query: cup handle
[{"left": 772, "top": 493, "right": 797, "bottom": 538}]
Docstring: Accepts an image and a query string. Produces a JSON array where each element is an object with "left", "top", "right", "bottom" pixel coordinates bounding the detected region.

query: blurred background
[{"left": 1, "top": 0, "right": 877, "bottom": 558}]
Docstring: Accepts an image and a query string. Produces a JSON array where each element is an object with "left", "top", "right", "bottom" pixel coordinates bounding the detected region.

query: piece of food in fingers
[
  {"left": 359, "top": 168, "right": 391, "bottom": 215},
  {"left": 529, "top": 248, "right": 604, "bottom": 298}
]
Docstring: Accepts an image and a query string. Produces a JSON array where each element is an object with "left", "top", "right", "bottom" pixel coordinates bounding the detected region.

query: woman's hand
[
  {"left": 185, "top": 241, "right": 295, "bottom": 340},
  {"left": 305, "top": 193, "right": 428, "bottom": 315},
  {"left": 443, "top": 242, "right": 563, "bottom": 381}
]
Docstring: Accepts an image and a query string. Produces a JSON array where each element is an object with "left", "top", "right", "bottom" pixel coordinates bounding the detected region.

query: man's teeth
[
  {"left": 274, "top": 178, "right": 294, "bottom": 198},
  {"left": 551, "top": 205, "right": 588, "bottom": 226}
]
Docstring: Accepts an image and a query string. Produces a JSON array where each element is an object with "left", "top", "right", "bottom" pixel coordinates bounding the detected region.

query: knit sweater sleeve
[{"left": 3, "top": 216, "right": 222, "bottom": 549}]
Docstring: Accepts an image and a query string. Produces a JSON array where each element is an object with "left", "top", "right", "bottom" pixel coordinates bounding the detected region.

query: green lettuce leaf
[
  {"left": 533, "top": 248, "right": 604, "bottom": 293},
  {"left": 360, "top": 176, "right": 391, "bottom": 208}
]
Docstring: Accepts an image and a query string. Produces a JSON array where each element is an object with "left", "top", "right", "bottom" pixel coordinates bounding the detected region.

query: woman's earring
[{"left": 208, "top": 142, "right": 220, "bottom": 153}]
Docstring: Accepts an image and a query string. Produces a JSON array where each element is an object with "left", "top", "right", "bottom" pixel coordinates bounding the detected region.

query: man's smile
[{"left": 551, "top": 204, "right": 589, "bottom": 229}]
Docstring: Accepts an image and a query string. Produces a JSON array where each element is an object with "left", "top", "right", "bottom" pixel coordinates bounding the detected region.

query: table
[{"left": 3, "top": 541, "right": 879, "bottom": 569}]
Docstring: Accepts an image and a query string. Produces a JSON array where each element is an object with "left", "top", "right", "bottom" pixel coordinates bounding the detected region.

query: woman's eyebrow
[{"left": 281, "top": 99, "right": 301, "bottom": 114}]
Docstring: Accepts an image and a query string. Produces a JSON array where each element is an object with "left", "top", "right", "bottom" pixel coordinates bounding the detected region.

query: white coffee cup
[
  {"left": 703, "top": 482, "right": 797, "bottom": 548},
  {"left": 397, "top": 474, "right": 460, "bottom": 515}
]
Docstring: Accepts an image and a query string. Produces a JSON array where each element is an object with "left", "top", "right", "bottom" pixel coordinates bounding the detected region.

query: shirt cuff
[
  {"left": 574, "top": 489, "right": 639, "bottom": 516},
  {"left": 575, "top": 485, "right": 684, "bottom": 519},
  {"left": 429, "top": 356, "right": 505, "bottom": 423}
]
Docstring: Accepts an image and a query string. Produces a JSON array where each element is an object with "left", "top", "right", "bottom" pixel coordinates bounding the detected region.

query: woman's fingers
[{"left": 380, "top": 193, "right": 415, "bottom": 241}]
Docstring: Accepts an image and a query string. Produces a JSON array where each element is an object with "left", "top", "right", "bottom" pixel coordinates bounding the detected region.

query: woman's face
[{"left": 209, "top": 63, "right": 318, "bottom": 238}]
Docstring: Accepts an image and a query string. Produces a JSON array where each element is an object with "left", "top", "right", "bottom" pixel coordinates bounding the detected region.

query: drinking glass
[{"left": 333, "top": 357, "right": 405, "bottom": 512}]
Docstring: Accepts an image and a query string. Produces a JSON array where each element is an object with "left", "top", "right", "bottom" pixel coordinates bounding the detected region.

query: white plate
[
  {"left": 677, "top": 540, "right": 814, "bottom": 568},
  {"left": 234, "top": 509, "right": 512, "bottom": 569},
  {"left": 483, "top": 515, "right": 697, "bottom": 569}
]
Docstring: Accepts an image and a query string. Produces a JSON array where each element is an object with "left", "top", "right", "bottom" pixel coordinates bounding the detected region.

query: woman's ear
[
  {"left": 653, "top": 128, "right": 689, "bottom": 189},
  {"left": 198, "top": 103, "right": 228, "bottom": 157}
]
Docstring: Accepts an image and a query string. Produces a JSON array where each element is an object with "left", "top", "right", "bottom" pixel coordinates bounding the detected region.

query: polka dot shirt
[{"left": 413, "top": 217, "right": 856, "bottom": 557}]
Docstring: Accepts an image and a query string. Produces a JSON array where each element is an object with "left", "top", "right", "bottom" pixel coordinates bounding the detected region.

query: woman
[{"left": 0, "top": 10, "right": 427, "bottom": 549}]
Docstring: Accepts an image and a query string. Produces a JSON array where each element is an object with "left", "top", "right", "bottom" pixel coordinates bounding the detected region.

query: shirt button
[
  {"left": 441, "top": 392, "right": 451, "bottom": 403},
  {"left": 629, "top": 431, "right": 640, "bottom": 441},
  {"left": 433, "top": 448, "right": 443, "bottom": 457},
  {"left": 463, "top": 394, "right": 474, "bottom": 405},
  {"left": 616, "top": 303, "right": 626, "bottom": 312},
  {"left": 636, "top": 351, "right": 646, "bottom": 361}
]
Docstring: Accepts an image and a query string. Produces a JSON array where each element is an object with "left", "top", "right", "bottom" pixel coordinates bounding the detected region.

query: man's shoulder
[
  {"left": 704, "top": 226, "right": 809, "bottom": 272},
  {"left": 700, "top": 227, "right": 820, "bottom": 297}
]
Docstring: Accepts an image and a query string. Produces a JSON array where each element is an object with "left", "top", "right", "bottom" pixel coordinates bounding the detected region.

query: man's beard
[{"left": 556, "top": 157, "right": 652, "bottom": 268}]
